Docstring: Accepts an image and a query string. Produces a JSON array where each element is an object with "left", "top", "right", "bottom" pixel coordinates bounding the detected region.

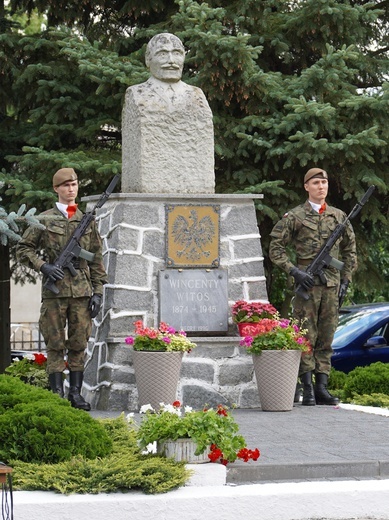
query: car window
[
  {"left": 372, "top": 325, "right": 385, "bottom": 337},
  {"left": 334, "top": 309, "right": 388, "bottom": 348},
  {"left": 381, "top": 323, "right": 389, "bottom": 343}
]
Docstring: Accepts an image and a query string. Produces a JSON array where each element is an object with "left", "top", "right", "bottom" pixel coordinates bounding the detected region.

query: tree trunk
[{"left": 0, "top": 244, "right": 11, "bottom": 373}]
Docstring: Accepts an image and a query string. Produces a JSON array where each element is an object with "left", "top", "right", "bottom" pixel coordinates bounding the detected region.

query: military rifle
[
  {"left": 44, "top": 175, "right": 120, "bottom": 295},
  {"left": 295, "top": 185, "right": 376, "bottom": 301}
]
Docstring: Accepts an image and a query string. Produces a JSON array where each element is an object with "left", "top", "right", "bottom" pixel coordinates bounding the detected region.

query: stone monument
[
  {"left": 121, "top": 33, "right": 214, "bottom": 194},
  {"left": 83, "top": 33, "right": 268, "bottom": 411}
]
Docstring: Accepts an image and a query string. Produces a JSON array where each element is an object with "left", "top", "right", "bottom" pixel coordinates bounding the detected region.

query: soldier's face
[
  {"left": 147, "top": 41, "right": 185, "bottom": 83},
  {"left": 54, "top": 180, "right": 79, "bottom": 205},
  {"left": 304, "top": 177, "right": 328, "bottom": 203}
]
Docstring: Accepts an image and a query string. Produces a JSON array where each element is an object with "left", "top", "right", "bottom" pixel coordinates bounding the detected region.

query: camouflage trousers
[
  {"left": 293, "top": 284, "right": 339, "bottom": 376},
  {"left": 39, "top": 297, "right": 92, "bottom": 374}
]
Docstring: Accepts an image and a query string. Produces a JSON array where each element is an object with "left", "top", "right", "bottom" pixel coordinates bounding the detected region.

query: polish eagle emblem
[{"left": 172, "top": 209, "right": 215, "bottom": 261}]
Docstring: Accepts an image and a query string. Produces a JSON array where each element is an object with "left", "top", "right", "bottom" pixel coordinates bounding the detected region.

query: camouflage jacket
[
  {"left": 269, "top": 200, "right": 357, "bottom": 286},
  {"left": 16, "top": 205, "right": 108, "bottom": 299}
]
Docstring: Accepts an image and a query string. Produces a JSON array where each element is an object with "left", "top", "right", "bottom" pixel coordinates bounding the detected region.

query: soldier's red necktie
[
  {"left": 319, "top": 203, "right": 326, "bottom": 214},
  {"left": 67, "top": 205, "right": 78, "bottom": 219}
]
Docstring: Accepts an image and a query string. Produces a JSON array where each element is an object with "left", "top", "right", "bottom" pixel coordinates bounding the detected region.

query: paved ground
[
  {"left": 227, "top": 403, "right": 389, "bottom": 483},
  {"left": 90, "top": 402, "right": 389, "bottom": 485},
  {"left": 14, "top": 403, "right": 389, "bottom": 520}
]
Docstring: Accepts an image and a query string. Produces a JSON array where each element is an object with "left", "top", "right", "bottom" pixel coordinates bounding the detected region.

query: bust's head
[{"left": 145, "top": 33, "right": 185, "bottom": 83}]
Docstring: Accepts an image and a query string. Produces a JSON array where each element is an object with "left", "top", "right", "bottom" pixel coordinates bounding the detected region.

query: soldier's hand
[
  {"left": 89, "top": 294, "right": 102, "bottom": 318},
  {"left": 290, "top": 267, "right": 315, "bottom": 290},
  {"left": 338, "top": 278, "right": 350, "bottom": 307},
  {"left": 40, "top": 263, "right": 65, "bottom": 281}
]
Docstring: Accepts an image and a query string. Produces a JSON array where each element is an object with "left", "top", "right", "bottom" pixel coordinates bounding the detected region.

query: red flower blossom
[
  {"left": 232, "top": 300, "right": 277, "bottom": 323},
  {"left": 208, "top": 445, "right": 223, "bottom": 462},
  {"left": 251, "top": 448, "right": 260, "bottom": 461},
  {"left": 237, "top": 447, "right": 261, "bottom": 462},
  {"left": 33, "top": 353, "right": 47, "bottom": 366},
  {"left": 216, "top": 405, "right": 228, "bottom": 416}
]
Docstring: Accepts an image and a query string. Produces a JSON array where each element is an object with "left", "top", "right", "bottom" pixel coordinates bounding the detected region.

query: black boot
[
  {"left": 301, "top": 372, "right": 316, "bottom": 406},
  {"left": 294, "top": 382, "right": 303, "bottom": 403},
  {"left": 49, "top": 372, "right": 64, "bottom": 398},
  {"left": 68, "top": 371, "right": 91, "bottom": 411},
  {"left": 314, "top": 373, "right": 340, "bottom": 405}
]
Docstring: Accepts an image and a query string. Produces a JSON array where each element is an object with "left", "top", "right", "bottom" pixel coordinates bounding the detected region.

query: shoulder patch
[{"left": 283, "top": 212, "right": 289, "bottom": 218}]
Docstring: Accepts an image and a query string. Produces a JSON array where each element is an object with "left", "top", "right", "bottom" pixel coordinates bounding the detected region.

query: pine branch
[{"left": 0, "top": 201, "right": 45, "bottom": 245}]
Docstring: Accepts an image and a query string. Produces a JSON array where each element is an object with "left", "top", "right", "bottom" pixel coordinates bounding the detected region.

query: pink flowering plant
[
  {"left": 240, "top": 314, "right": 311, "bottom": 354},
  {"left": 125, "top": 320, "right": 196, "bottom": 352},
  {"left": 231, "top": 300, "right": 277, "bottom": 323}
]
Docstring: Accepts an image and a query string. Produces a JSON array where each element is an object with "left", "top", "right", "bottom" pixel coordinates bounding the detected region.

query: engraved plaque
[
  {"left": 159, "top": 269, "right": 228, "bottom": 333},
  {"left": 165, "top": 204, "right": 220, "bottom": 268}
]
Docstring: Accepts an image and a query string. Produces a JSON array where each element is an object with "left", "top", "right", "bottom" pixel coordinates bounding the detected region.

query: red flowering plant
[
  {"left": 239, "top": 314, "right": 311, "bottom": 354},
  {"left": 5, "top": 352, "right": 49, "bottom": 388},
  {"left": 232, "top": 300, "right": 278, "bottom": 324},
  {"left": 135, "top": 401, "right": 260, "bottom": 465},
  {"left": 125, "top": 321, "right": 196, "bottom": 352}
]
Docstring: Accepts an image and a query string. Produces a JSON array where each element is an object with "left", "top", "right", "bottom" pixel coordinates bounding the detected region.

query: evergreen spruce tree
[{"left": 0, "top": 0, "right": 388, "bottom": 362}]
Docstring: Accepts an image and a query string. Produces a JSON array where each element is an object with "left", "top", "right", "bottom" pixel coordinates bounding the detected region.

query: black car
[{"left": 331, "top": 302, "right": 389, "bottom": 373}]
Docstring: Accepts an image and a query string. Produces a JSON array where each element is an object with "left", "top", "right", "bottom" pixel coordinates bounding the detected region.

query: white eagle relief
[{"left": 172, "top": 209, "right": 215, "bottom": 261}]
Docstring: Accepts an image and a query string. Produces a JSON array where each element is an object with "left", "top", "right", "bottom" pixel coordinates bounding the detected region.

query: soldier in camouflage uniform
[
  {"left": 16, "top": 168, "right": 108, "bottom": 411},
  {"left": 269, "top": 168, "right": 357, "bottom": 406}
]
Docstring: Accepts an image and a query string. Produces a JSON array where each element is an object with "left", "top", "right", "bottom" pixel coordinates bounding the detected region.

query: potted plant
[
  {"left": 231, "top": 300, "right": 278, "bottom": 336},
  {"left": 125, "top": 321, "right": 197, "bottom": 410},
  {"left": 134, "top": 401, "right": 260, "bottom": 465},
  {"left": 239, "top": 314, "right": 311, "bottom": 411},
  {"left": 5, "top": 352, "right": 49, "bottom": 389},
  {"left": 125, "top": 320, "right": 197, "bottom": 353}
]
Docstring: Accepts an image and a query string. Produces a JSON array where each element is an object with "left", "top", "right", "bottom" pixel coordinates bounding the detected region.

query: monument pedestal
[{"left": 83, "top": 192, "right": 267, "bottom": 411}]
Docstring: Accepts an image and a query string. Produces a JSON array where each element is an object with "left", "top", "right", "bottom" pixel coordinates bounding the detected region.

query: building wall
[
  {"left": 11, "top": 279, "right": 41, "bottom": 324},
  {"left": 10, "top": 279, "right": 43, "bottom": 351}
]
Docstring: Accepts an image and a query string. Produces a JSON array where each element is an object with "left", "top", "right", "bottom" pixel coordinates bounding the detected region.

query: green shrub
[
  {"left": 12, "top": 416, "right": 190, "bottom": 494},
  {"left": 0, "top": 374, "right": 65, "bottom": 412},
  {"left": 348, "top": 393, "right": 389, "bottom": 408},
  {"left": 0, "top": 375, "right": 113, "bottom": 464},
  {"left": 328, "top": 368, "right": 348, "bottom": 390},
  {"left": 0, "top": 376, "right": 190, "bottom": 494},
  {"left": 326, "top": 368, "right": 348, "bottom": 400},
  {"left": 343, "top": 362, "right": 389, "bottom": 399}
]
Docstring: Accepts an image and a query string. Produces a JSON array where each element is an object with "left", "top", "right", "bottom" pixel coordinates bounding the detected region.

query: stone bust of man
[
  {"left": 121, "top": 33, "right": 215, "bottom": 194},
  {"left": 145, "top": 33, "right": 185, "bottom": 101},
  {"left": 128, "top": 33, "right": 212, "bottom": 113}
]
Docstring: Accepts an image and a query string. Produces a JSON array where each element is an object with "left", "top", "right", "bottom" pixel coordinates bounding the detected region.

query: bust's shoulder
[
  {"left": 127, "top": 78, "right": 201, "bottom": 95},
  {"left": 126, "top": 78, "right": 153, "bottom": 95},
  {"left": 124, "top": 78, "right": 211, "bottom": 115}
]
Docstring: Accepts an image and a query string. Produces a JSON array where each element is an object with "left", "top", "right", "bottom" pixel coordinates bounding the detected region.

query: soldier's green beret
[
  {"left": 53, "top": 168, "right": 78, "bottom": 187},
  {"left": 304, "top": 168, "right": 328, "bottom": 184}
]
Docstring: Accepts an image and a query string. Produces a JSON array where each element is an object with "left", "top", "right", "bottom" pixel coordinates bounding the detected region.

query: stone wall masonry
[
  {"left": 84, "top": 337, "right": 261, "bottom": 412},
  {"left": 82, "top": 193, "right": 268, "bottom": 411}
]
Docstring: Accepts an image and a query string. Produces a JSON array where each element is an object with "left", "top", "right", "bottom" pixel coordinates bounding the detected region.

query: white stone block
[{"left": 185, "top": 463, "right": 227, "bottom": 486}]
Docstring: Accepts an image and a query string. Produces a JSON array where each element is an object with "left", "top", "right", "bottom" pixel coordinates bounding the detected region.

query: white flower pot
[
  {"left": 157, "top": 438, "right": 210, "bottom": 463},
  {"left": 252, "top": 350, "right": 301, "bottom": 411},
  {"left": 133, "top": 350, "right": 183, "bottom": 411}
]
